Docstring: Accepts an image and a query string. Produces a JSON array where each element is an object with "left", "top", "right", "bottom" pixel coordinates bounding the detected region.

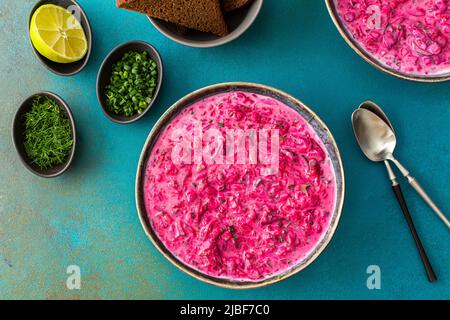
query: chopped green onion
[{"left": 105, "top": 51, "right": 158, "bottom": 117}]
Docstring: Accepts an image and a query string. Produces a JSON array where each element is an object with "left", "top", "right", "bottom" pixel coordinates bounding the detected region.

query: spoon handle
[
  {"left": 390, "top": 158, "right": 450, "bottom": 230},
  {"left": 407, "top": 176, "right": 450, "bottom": 229},
  {"left": 391, "top": 182, "right": 437, "bottom": 282}
]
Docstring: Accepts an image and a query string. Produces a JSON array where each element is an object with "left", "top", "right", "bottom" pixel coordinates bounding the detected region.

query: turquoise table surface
[{"left": 0, "top": 0, "right": 449, "bottom": 300}]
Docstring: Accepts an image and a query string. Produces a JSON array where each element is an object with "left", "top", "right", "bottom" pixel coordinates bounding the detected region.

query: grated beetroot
[
  {"left": 335, "top": 0, "right": 450, "bottom": 75},
  {"left": 144, "top": 92, "right": 336, "bottom": 281}
]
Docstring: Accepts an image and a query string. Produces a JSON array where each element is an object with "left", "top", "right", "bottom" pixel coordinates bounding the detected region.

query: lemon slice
[{"left": 30, "top": 4, "right": 88, "bottom": 63}]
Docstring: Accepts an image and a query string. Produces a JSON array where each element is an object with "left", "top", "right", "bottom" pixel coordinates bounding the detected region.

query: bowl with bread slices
[{"left": 116, "top": 0, "right": 263, "bottom": 48}]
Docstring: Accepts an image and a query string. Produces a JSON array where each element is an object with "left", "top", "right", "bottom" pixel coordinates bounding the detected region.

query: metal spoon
[
  {"left": 352, "top": 108, "right": 450, "bottom": 230},
  {"left": 358, "top": 101, "right": 437, "bottom": 282},
  {"left": 359, "top": 101, "right": 397, "bottom": 183}
]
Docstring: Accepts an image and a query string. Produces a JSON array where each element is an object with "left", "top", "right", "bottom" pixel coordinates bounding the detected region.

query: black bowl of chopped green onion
[
  {"left": 96, "top": 41, "right": 163, "bottom": 124},
  {"left": 12, "top": 92, "right": 77, "bottom": 178}
]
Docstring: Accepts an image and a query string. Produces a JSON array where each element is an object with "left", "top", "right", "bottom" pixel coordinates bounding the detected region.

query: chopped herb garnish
[
  {"left": 105, "top": 50, "right": 158, "bottom": 117},
  {"left": 23, "top": 96, "right": 73, "bottom": 169},
  {"left": 276, "top": 121, "right": 284, "bottom": 128},
  {"left": 217, "top": 122, "right": 224, "bottom": 127}
]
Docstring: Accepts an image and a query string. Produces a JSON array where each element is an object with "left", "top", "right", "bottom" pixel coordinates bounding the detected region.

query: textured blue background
[{"left": 0, "top": 0, "right": 449, "bottom": 299}]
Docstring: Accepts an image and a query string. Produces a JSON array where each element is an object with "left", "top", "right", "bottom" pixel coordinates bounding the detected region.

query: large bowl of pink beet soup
[
  {"left": 136, "top": 83, "right": 345, "bottom": 289},
  {"left": 326, "top": 0, "right": 450, "bottom": 82}
]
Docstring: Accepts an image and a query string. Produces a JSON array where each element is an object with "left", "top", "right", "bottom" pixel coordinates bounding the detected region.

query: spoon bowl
[
  {"left": 351, "top": 108, "right": 397, "bottom": 162},
  {"left": 359, "top": 101, "right": 394, "bottom": 132}
]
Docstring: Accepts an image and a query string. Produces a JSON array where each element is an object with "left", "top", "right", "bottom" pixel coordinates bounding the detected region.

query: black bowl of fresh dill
[
  {"left": 12, "top": 92, "right": 77, "bottom": 178},
  {"left": 96, "top": 40, "right": 163, "bottom": 124}
]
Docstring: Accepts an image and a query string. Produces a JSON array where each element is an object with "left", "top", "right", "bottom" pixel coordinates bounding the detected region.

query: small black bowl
[
  {"left": 12, "top": 92, "right": 77, "bottom": 178},
  {"left": 28, "top": 0, "right": 92, "bottom": 76},
  {"left": 96, "top": 40, "right": 164, "bottom": 124}
]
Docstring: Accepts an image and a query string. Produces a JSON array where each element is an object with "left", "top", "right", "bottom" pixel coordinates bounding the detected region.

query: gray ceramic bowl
[
  {"left": 148, "top": 0, "right": 263, "bottom": 48},
  {"left": 28, "top": 0, "right": 92, "bottom": 76},
  {"left": 135, "top": 82, "right": 345, "bottom": 289},
  {"left": 12, "top": 92, "right": 77, "bottom": 178},
  {"left": 96, "top": 40, "right": 164, "bottom": 124},
  {"left": 325, "top": 0, "right": 450, "bottom": 82}
]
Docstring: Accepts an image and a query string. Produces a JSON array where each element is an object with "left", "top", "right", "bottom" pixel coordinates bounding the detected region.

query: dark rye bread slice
[
  {"left": 222, "top": 0, "right": 253, "bottom": 13},
  {"left": 173, "top": 0, "right": 254, "bottom": 35},
  {"left": 117, "top": 0, "right": 228, "bottom": 37}
]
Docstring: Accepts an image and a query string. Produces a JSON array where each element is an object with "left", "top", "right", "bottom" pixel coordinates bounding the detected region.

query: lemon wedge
[{"left": 30, "top": 4, "right": 88, "bottom": 63}]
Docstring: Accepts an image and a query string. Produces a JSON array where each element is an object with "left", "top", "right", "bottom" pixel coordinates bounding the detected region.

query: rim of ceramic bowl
[
  {"left": 325, "top": 0, "right": 450, "bottom": 83},
  {"left": 147, "top": 0, "right": 263, "bottom": 48},
  {"left": 12, "top": 91, "right": 77, "bottom": 178},
  {"left": 28, "top": 0, "right": 92, "bottom": 76},
  {"left": 96, "top": 40, "right": 164, "bottom": 124},
  {"left": 135, "top": 82, "right": 345, "bottom": 289}
]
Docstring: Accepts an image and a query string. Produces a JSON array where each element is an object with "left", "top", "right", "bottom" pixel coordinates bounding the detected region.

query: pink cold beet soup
[
  {"left": 334, "top": 0, "right": 450, "bottom": 76},
  {"left": 143, "top": 91, "right": 336, "bottom": 282}
]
